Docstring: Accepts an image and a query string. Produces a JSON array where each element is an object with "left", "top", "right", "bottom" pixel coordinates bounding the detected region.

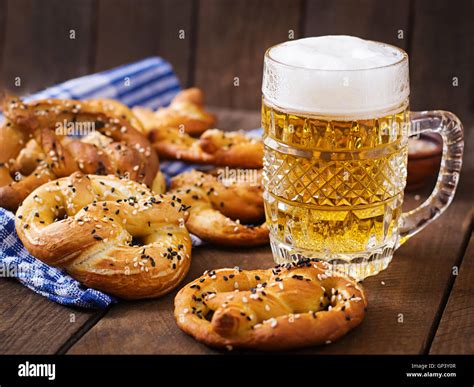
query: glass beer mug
[{"left": 261, "top": 36, "right": 464, "bottom": 280}]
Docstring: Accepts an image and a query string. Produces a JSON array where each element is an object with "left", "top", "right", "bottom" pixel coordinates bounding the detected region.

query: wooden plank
[
  {"left": 208, "top": 107, "right": 261, "bottom": 131},
  {"left": 304, "top": 0, "right": 411, "bottom": 50},
  {"left": 409, "top": 0, "right": 474, "bottom": 121},
  {"left": 430, "top": 232, "right": 474, "bottom": 354},
  {"left": 194, "top": 0, "right": 302, "bottom": 110},
  {"left": 1, "top": 0, "right": 95, "bottom": 94},
  {"left": 0, "top": 278, "right": 104, "bottom": 354},
  {"left": 429, "top": 123, "right": 474, "bottom": 354},
  {"left": 94, "top": 0, "right": 193, "bottom": 86},
  {"left": 67, "top": 110, "right": 474, "bottom": 354},
  {"left": 67, "top": 245, "right": 271, "bottom": 354}
]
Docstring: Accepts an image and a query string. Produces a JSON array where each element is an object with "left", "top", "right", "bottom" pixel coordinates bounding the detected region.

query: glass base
[{"left": 270, "top": 236, "right": 395, "bottom": 281}]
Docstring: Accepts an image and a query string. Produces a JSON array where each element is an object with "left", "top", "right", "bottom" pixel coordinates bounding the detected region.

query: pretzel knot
[
  {"left": 15, "top": 172, "right": 191, "bottom": 299},
  {"left": 149, "top": 127, "right": 264, "bottom": 168},
  {"left": 174, "top": 260, "right": 367, "bottom": 350},
  {"left": 0, "top": 96, "right": 159, "bottom": 210},
  {"left": 133, "top": 87, "right": 216, "bottom": 137},
  {"left": 168, "top": 170, "right": 268, "bottom": 247},
  {"left": 133, "top": 88, "right": 263, "bottom": 168}
]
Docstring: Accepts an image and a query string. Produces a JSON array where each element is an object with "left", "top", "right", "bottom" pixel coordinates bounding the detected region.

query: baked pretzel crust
[
  {"left": 16, "top": 173, "right": 191, "bottom": 299},
  {"left": 169, "top": 170, "right": 268, "bottom": 246},
  {"left": 175, "top": 260, "right": 367, "bottom": 350},
  {"left": 133, "top": 88, "right": 216, "bottom": 137},
  {"left": 150, "top": 127, "right": 263, "bottom": 168},
  {"left": 0, "top": 97, "right": 158, "bottom": 210}
]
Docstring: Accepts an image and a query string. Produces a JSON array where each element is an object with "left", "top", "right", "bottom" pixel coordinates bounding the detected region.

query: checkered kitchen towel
[{"left": 0, "top": 57, "right": 189, "bottom": 308}]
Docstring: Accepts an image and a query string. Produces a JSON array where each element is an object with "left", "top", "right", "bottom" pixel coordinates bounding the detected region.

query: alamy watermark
[
  {"left": 216, "top": 166, "right": 260, "bottom": 187},
  {"left": 55, "top": 119, "right": 96, "bottom": 136}
]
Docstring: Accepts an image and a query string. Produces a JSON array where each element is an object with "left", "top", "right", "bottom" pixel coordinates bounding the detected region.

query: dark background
[{"left": 0, "top": 0, "right": 472, "bottom": 126}]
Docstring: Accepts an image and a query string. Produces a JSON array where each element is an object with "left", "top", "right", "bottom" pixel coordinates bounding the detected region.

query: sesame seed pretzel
[
  {"left": 0, "top": 96, "right": 159, "bottom": 211},
  {"left": 15, "top": 172, "right": 192, "bottom": 299},
  {"left": 168, "top": 170, "right": 269, "bottom": 247},
  {"left": 149, "top": 127, "right": 264, "bottom": 168},
  {"left": 0, "top": 119, "right": 29, "bottom": 166},
  {"left": 133, "top": 88, "right": 216, "bottom": 137},
  {"left": 175, "top": 260, "right": 367, "bottom": 350},
  {"left": 133, "top": 88, "right": 263, "bottom": 168}
]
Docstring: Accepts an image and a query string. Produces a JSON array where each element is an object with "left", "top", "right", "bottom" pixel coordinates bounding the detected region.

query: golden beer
[
  {"left": 262, "top": 36, "right": 463, "bottom": 279},
  {"left": 262, "top": 101, "right": 408, "bottom": 278}
]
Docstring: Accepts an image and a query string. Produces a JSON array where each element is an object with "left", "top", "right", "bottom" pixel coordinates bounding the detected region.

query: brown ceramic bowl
[{"left": 406, "top": 133, "right": 442, "bottom": 191}]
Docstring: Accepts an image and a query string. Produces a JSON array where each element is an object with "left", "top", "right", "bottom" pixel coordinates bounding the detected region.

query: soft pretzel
[
  {"left": 0, "top": 96, "right": 159, "bottom": 210},
  {"left": 15, "top": 172, "right": 191, "bottom": 299},
  {"left": 149, "top": 127, "right": 263, "bottom": 168},
  {"left": 168, "top": 170, "right": 268, "bottom": 246},
  {"left": 0, "top": 120, "right": 29, "bottom": 165},
  {"left": 175, "top": 260, "right": 367, "bottom": 350},
  {"left": 133, "top": 88, "right": 216, "bottom": 137}
]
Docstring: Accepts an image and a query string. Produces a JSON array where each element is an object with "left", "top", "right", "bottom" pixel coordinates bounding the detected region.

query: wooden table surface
[{"left": 1, "top": 108, "right": 473, "bottom": 355}]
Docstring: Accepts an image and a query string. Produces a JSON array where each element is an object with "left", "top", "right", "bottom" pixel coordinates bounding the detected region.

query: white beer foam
[{"left": 263, "top": 36, "right": 409, "bottom": 118}]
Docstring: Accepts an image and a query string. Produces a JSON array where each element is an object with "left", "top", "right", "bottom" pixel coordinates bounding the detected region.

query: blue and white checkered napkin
[{"left": 0, "top": 57, "right": 188, "bottom": 308}]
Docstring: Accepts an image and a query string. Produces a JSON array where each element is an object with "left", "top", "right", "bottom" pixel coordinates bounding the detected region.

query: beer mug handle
[{"left": 398, "top": 110, "right": 464, "bottom": 246}]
